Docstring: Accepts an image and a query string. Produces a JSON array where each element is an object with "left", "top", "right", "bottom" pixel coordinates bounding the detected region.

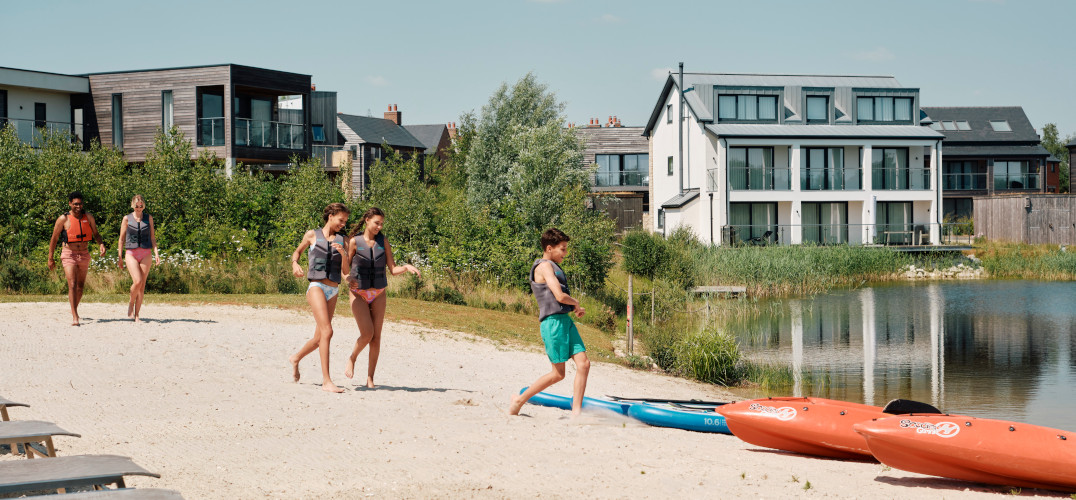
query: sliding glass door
[{"left": 802, "top": 202, "right": 848, "bottom": 244}]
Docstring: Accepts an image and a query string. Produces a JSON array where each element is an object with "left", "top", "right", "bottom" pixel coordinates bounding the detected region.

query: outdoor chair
[
  {"left": 747, "top": 230, "right": 773, "bottom": 246},
  {"left": 0, "top": 396, "right": 28, "bottom": 421},
  {"left": 0, "top": 454, "right": 160, "bottom": 495},
  {"left": 0, "top": 420, "right": 81, "bottom": 458},
  {"left": 43, "top": 487, "right": 184, "bottom": 499}
]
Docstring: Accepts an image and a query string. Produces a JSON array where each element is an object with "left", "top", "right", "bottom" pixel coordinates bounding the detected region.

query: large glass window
[
  {"left": 729, "top": 202, "right": 777, "bottom": 243},
  {"left": 802, "top": 202, "right": 848, "bottom": 244},
  {"left": 943, "top": 161, "right": 985, "bottom": 190},
  {"left": 994, "top": 160, "right": 1036, "bottom": 190},
  {"left": 871, "top": 148, "right": 927, "bottom": 190},
  {"left": 806, "top": 96, "right": 828, "bottom": 123},
  {"left": 876, "top": 201, "right": 912, "bottom": 244},
  {"left": 857, "top": 97, "right": 913, "bottom": 123},
  {"left": 596, "top": 153, "right": 648, "bottom": 186},
  {"left": 802, "top": 148, "right": 857, "bottom": 190},
  {"left": 718, "top": 95, "right": 778, "bottom": 122},
  {"left": 34, "top": 103, "right": 46, "bottom": 129},
  {"left": 111, "top": 94, "right": 123, "bottom": 149},
  {"left": 197, "top": 87, "right": 225, "bottom": 146},
  {"left": 729, "top": 147, "right": 788, "bottom": 190},
  {"left": 161, "top": 90, "right": 174, "bottom": 134}
]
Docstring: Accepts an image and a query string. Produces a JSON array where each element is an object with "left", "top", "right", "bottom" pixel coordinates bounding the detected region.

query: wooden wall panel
[{"left": 975, "top": 195, "right": 1076, "bottom": 245}]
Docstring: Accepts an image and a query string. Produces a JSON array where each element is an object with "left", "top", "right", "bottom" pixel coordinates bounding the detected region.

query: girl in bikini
[
  {"left": 288, "top": 203, "right": 351, "bottom": 393},
  {"left": 343, "top": 207, "right": 420, "bottom": 388},
  {"left": 117, "top": 195, "right": 160, "bottom": 322}
]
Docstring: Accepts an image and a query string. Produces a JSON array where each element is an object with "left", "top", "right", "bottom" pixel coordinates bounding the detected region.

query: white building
[
  {"left": 642, "top": 72, "right": 945, "bottom": 246},
  {"left": 0, "top": 67, "right": 90, "bottom": 148}
]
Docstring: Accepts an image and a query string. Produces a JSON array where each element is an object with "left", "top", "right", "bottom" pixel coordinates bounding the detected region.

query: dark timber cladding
[
  {"left": 576, "top": 126, "right": 647, "bottom": 165},
  {"left": 86, "top": 64, "right": 311, "bottom": 164}
]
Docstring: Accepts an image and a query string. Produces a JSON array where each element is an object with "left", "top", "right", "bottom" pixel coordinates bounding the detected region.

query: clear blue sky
[{"left": 6, "top": 0, "right": 1074, "bottom": 140}]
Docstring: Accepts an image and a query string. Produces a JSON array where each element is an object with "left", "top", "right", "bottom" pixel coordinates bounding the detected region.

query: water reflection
[{"left": 733, "top": 281, "right": 1076, "bottom": 431}]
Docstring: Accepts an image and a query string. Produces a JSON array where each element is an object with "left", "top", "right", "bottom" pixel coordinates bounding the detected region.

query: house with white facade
[
  {"left": 643, "top": 72, "right": 946, "bottom": 246},
  {"left": 1, "top": 67, "right": 90, "bottom": 149}
]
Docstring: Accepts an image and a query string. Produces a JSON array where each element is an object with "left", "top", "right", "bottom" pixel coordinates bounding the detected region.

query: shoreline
[{"left": 0, "top": 302, "right": 1039, "bottom": 499}]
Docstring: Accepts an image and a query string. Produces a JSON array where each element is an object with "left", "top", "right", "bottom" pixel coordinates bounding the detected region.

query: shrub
[
  {"left": 677, "top": 328, "right": 741, "bottom": 386},
  {"left": 641, "top": 327, "right": 681, "bottom": 373},
  {"left": 421, "top": 283, "right": 466, "bottom": 305}
]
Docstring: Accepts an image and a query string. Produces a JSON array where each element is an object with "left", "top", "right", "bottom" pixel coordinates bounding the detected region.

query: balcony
[
  {"left": 0, "top": 117, "right": 83, "bottom": 149},
  {"left": 235, "top": 118, "right": 305, "bottom": 150},
  {"left": 994, "top": 173, "right": 1040, "bottom": 191},
  {"left": 942, "top": 173, "right": 988, "bottom": 191},
  {"left": 729, "top": 165, "right": 792, "bottom": 190},
  {"left": 723, "top": 223, "right": 971, "bottom": 247},
  {"left": 594, "top": 170, "right": 648, "bottom": 187},
  {"left": 198, "top": 117, "right": 226, "bottom": 147},
  {"left": 871, "top": 167, "right": 931, "bottom": 190},
  {"left": 800, "top": 167, "right": 862, "bottom": 191}
]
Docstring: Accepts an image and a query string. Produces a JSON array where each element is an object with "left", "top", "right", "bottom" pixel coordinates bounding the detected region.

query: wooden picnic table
[
  {"left": 0, "top": 420, "right": 81, "bottom": 458},
  {"left": 0, "top": 454, "right": 160, "bottom": 495}
]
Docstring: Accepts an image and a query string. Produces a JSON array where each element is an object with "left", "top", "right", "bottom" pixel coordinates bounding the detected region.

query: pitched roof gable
[
  {"left": 920, "top": 106, "right": 1041, "bottom": 143},
  {"left": 337, "top": 113, "right": 427, "bottom": 149}
]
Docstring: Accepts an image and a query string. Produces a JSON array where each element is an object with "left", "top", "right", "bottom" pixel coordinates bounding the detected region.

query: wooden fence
[{"left": 974, "top": 195, "right": 1076, "bottom": 245}]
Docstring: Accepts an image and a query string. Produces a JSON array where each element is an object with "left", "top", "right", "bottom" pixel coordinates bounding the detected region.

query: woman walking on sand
[
  {"left": 344, "top": 207, "right": 420, "bottom": 388},
  {"left": 117, "top": 195, "right": 160, "bottom": 322},
  {"left": 288, "top": 203, "right": 351, "bottom": 393}
]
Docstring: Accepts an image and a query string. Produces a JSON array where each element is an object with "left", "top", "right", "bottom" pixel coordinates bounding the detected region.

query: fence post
[{"left": 627, "top": 274, "right": 634, "bottom": 355}]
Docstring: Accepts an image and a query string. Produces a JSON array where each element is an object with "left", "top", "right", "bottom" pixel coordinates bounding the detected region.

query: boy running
[{"left": 509, "top": 228, "right": 591, "bottom": 416}]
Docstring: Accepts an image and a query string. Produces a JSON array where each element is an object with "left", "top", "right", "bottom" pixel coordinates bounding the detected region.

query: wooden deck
[{"left": 691, "top": 286, "right": 747, "bottom": 296}]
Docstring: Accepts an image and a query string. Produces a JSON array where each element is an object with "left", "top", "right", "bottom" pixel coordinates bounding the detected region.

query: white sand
[{"left": 0, "top": 302, "right": 1034, "bottom": 499}]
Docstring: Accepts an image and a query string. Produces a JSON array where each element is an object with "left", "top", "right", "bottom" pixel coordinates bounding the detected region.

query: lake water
[{"left": 728, "top": 280, "right": 1076, "bottom": 432}]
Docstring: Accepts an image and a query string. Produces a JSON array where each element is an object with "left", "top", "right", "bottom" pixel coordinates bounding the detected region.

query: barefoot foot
[
  {"left": 71, "top": 317, "right": 80, "bottom": 327},
  {"left": 322, "top": 382, "right": 345, "bottom": 393},
  {"left": 366, "top": 377, "right": 376, "bottom": 389},
  {"left": 344, "top": 357, "right": 356, "bottom": 379},
  {"left": 507, "top": 395, "right": 525, "bottom": 416},
  {"left": 288, "top": 355, "right": 301, "bottom": 382}
]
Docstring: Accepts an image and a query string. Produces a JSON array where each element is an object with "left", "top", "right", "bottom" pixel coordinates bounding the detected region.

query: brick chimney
[
  {"left": 447, "top": 122, "right": 457, "bottom": 139},
  {"left": 384, "top": 104, "right": 401, "bottom": 125},
  {"left": 586, "top": 118, "right": 602, "bottom": 128}
]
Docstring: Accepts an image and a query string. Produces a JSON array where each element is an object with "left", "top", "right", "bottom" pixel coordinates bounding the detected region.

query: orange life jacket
[{"left": 63, "top": 211, "right": 94, "bottom": 243}]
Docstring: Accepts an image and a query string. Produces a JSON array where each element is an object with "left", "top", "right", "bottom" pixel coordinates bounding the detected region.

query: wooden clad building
[
  {"left": 85, "top": 64, "right": 312, "bottom": 171},
  {"left": 575, "top": 121, "right": 649, "bottom": 232}
]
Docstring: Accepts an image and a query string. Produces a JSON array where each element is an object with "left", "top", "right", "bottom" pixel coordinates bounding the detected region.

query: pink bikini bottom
[{"left": 351, "top": 287, "right": 385, "bottom": 304}]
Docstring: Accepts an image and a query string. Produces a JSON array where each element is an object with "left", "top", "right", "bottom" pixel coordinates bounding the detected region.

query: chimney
[
  {"left": 384, "top": 104, "right": 401, "bottom": 125},
  {"left": 607, "top": 115, "right": 614, "bottom": 127},
  {"left": 613, "top": 115, "right": 623, "bottom": 127},
  {"left": 586, "top": 118, "right": 601, "bottom": 128},
  {"left": 447, "top": 121, "right": 457, "bottom": 139},
  {"left": 311, "top": 83, "right": 317, "bottom": 91}
]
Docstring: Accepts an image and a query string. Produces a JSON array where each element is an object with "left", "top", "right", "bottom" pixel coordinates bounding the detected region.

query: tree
[{"left": 1041, "top": 123, "right": 1071, "bottom": 193}]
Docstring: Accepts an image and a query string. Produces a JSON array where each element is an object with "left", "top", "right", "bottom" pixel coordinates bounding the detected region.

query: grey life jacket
[
  {"left": 307, "top": 229, "right": 345, "bottom": 283},
  {"left": 124, "top": 212, "right": 153, "bottom": 249},
  {"left": 530, "top": 258, "right": 574, "bottom": 321},
  {"left": 350, "top": 233, "right": 387, "bottom": 289}
]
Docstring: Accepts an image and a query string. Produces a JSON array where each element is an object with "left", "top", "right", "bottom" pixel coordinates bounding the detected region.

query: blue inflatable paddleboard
[
  {"left": 522, "top": 389, "right": 631, "bottom": 414},
  {"left": 627, "top": 402, "right": 731, "bottom": 434}
]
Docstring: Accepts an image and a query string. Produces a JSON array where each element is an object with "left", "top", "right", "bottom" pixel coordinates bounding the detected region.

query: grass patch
[{"left": 975, "top": 242, "right": 1076, "bottom": 280}]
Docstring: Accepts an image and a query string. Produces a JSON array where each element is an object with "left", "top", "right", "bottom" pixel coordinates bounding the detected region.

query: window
[
  {"left": 943, "top": 161, "right": 985, "bottom": 190},
  {"left": 729, "top": 202, "right": 777, "bottom": 243},
  {"left": 955, "top": 121, "right": 971, "bottom": 130},
  {"left": 994, "top": 160, "right": 1036, "bottom": 190},
  {"left": 876, "top": 201, "right": 912, "bottom": 244},
  {"left": 729, "top": 147, "right": 788, "bottom": 190},
  {"left": 929, "top": 122, "right": 942, "bottom": 130},
  {"left": 667, "top": 156, "right": 674, "bottom": 176},
  {"left": 161, "top": 90, "right": 174, "bottom": 134},
  {"left": 989, "top": 120, "right": 1012, "bottom": 132},
  {"left": 657, "top": 208, "right": 665, "bottom": 229},
  {"left": 312, "top": 124, "right": 325, "bottom": 142},
  {"left": 0, "top": 90, "right": 7, "bottom": 128},
  {"left": 34, "top": 103, "right": 46, "bottom": 129},
  {"left": 941, "top": 121, "right": 956, "bottom": 131},
  {"left": 596, "top": 153, "right": 648, "bottom": 186},
  {"left": 856, "top": 96, "right": 913, "bottom": 123},
  {"left": 111, "top": 94, "right": 123, "bottom": 149},
  {"left": 718, "top": 94, "right": 778, "bottom": 122},
  {"left": 666, "top": 104, "right": 672, "bottom": 124},
  {"left": 806, "top": 96, "right": 828, "bottom": 123},
  {"left": 197, "top": 87, "right": 225, "bottom": 146},
  {"left": 802, "top": 148, "right": 857, "bottom": 190},
  {"left": 802, "top": 202, "right": 848, "bottom": 244},
  {"left": 871, "top": 148, "right": 927, "bottom": 190}
]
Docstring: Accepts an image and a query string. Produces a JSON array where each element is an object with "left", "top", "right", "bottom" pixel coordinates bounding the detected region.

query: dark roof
[
  {"left": 661, "top": 189, "right": 700, "bottom": 209},
  {"left": 1067, "top": 137, "right": 1076, "bottom": 148},
  {"left": 338, "top": 114, "right": 427, "bottom": 149},
  {"left": 403, "top": 124, "right": 448, "bottom": 154},
  {"left": 920, "top": 107, "right": 1040, "bottom": 143},
  {"left": 81, "top": 63, "right": 311, "bottom": 78},
  {"left": 943, "top": 145, "right": 1050, "bottom": 158}
]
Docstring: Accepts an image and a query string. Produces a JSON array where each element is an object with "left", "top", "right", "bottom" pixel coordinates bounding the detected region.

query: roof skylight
[{"left": 989, "top": 120, "right": 1012, "bottom": 132}]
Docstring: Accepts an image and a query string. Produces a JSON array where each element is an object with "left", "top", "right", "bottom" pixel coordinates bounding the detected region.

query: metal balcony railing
[
  {"left": 235, "top": 118, "right": 305, "bottom": 150},
  {"left": 720, "top": 222, "right": 973, "bottom": 247},
  {"left": 942, "top": 172, "right": 988, "bottom": 190},
  {"left": 729, "top": 166, "right": 792, "bottom": 190},
  {"left": 198, "top": 117, "right": 226, "bottom": 146},
  {"left": 0, "top": 117, "right": 83, "bottom": 148},
  {"left": 993, "top": 173, "right": 1040, "bottom": 191},
  {"left": 594, "top": 171, "right": 648, "bottom": 187},
  {"left": 871, "top": 167, "right": 931, "bottom": 190}
]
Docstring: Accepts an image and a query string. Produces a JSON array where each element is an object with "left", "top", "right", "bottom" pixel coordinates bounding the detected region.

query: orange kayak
[
  {"left": 854, "top": 415, "right": 1076, "bottom": 492},
  {"left": 716, "top": 397, "right": 891, "bottom": 460}
]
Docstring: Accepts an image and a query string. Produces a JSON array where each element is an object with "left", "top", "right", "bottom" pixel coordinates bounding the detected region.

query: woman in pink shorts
[
  {"left": 343, "top": 207, "right": 420, "bottom": 388},
  {"left": 117, "top": 195, "right": 160, "bottom": 322}
]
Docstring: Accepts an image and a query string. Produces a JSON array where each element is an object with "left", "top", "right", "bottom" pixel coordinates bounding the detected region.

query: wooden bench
[
  {"left": 0, "top": 454, "right": 160, "bottom": 495},
  {"left": 0, "top": 420, "right": 81, "bottom": 458},
  {"left": 45, "top": 488, "right": 184, "bottom": 499},
  {"left": 0, "top": 396, "right": 28, "bottom": 421}
]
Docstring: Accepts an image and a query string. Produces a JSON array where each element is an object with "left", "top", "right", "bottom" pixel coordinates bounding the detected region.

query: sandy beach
[{"left": 0, "top": 302, "right": 1056, "bottom": 499}]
